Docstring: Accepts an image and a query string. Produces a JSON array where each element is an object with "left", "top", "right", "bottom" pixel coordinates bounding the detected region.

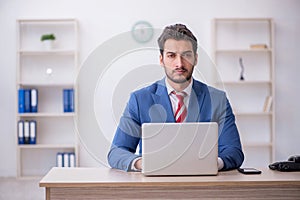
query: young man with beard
[{"left": 108, "top": 24, "right": 244, "bottom": 171}]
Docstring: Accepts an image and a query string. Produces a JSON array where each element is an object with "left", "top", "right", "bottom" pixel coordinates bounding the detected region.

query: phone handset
[{"left": 269, "top": 155, "right": 300, "bottom": 171}]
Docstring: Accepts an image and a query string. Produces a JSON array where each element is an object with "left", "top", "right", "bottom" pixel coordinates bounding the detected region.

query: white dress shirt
[{"left": 165, "top": 78, "right": 192, "bottom": 119}]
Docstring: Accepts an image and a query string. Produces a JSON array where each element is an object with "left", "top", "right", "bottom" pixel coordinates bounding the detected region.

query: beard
[{"left": 164, "top": 66, "right": 193, "bottom": 84}]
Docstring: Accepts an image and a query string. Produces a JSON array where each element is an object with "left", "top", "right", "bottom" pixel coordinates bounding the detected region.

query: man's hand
[{"left": 134, "top": 158, "right": 142, "bottom": 170}]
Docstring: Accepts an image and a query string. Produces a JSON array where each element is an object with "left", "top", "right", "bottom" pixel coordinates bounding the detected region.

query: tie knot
[{"left": 172, "top": 91, "right": 186, "bottom": 101}]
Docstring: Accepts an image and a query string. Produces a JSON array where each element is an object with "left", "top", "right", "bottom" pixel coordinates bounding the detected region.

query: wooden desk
[{"left": 40, "top": 167, "right": 300, "bottom": 200}]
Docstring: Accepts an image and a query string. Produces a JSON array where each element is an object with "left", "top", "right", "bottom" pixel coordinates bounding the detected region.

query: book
[
  {"left": 263, "top": 96, "right": 273, "bottom": 112},
  {"left": 250, "top": 44, "right": 268, "bottom": 49}
]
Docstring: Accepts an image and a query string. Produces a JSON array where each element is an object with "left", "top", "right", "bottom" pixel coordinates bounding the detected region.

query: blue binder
[
  {"left": 31, "top": 89, "right": 38, "bottom": 113},
  {"left": 63, "top": 89, "right": 75, "bottom": 112},
  {"left": 69, "top": 152, "right": 76, "bottom": 167},
  {"left": 69, "top": 89, "right": 74, "bottom": 112},
  {"left": 18, "top": 120, "right": 25, "bottom": 144},
  {"left": 18, "top": 89, "right": 25, "bottom": 113},
  {"left": 63, "top": 89, "right": 70, "bottom": 112},
  {"left": 56, "top": 152, "right": 64, "bottom": 167},
  {"left": 29, "top": 120, "right": 36, "bottom": 144},
  {"left": 24, "top": 121, "right": 30, "bottom": 144},
  {"left": 24, "top": 89, "right": 31, "bottom": 113},
  {"left": 63, "top": 152, "right": 70, "bottom": 167}
]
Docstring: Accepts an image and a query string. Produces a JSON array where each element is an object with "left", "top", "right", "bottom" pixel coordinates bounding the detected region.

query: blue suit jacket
[{"left": 107, "top": 78, "right": 244, "bottom": 171}]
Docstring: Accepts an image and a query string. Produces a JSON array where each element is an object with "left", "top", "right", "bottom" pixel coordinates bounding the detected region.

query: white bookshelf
[
  {"left": 212, "top": 18, "right": 275, "bottom": 168},
  {"left": 16, "top": 19, "right": 79, "bottom": 177}
]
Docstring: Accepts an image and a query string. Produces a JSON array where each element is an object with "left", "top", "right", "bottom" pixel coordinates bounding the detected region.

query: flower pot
[{"left": 42, "top": 40, "right": 55, "bottom": 50}]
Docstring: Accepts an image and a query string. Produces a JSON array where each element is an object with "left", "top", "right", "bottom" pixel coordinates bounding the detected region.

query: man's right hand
[{"left": 134, "top": 158, "right": 142, "bottom": 170}]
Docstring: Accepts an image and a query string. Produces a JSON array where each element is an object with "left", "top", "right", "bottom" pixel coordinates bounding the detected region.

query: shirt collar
[{"left": 165, "top": 78, "right": 193, "bottom": 97}]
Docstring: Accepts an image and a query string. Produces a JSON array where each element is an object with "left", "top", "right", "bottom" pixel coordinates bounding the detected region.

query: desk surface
[{"left": 40, "top": 167, "right": 300, "bottom": 188}]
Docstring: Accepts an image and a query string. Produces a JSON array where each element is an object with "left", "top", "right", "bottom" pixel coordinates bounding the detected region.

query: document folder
[
  {"left": 29, "top": 120, "right": 36, "bottom": 144},
  {"left": 18, "top": 120, "right": 24, "bottom": 144},
  {"left": 31, "top": 89, "right": 38, "bottom": 112}
]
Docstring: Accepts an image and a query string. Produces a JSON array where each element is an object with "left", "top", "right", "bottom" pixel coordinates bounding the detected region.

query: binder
[
  {"left": 69, "top": 89, "right": 74, "bottom": 112},
  {"left": 69, "top": 153, "right": 76, "bottom": 167},
  {"left": 31, "top": 89, "right": 38, "bottom": 112},
  {"left": 63, "top": 89, "right": 70, "bottom": 112},
  {"left": 29, "top": 120, "right": 36, "bottom": 144},
  {"left": 24, "top": 89, "right": 31, "bottom": 113},
  {"left": 24, "top": 121, "right": 30, "bottom": 144},
  {"left": 18, "top": 89, "right": 25, "bottom": 113},
  {"left": 18, "top": 120, "right": 25, "bottom": 144},
  {"left": 56, "top": 152, "right": 64, "bottom": 167},
  {"left": 63, "top": 153, "right": 70, "bottom": 167},
  {"left": 63, "top": 89, "right": 75, "bottom": 112}
]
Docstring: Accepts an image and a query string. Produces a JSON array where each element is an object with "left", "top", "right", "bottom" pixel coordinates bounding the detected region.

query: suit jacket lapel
[
  {"left": 152, "top": 79, "right": 175, "bottom": 123},
  {"left": 186, "top": 80, "right": 207, "bottom": 122}
]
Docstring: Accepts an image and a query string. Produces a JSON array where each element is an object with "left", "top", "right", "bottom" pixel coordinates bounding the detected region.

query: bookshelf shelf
[
  {"left": 215, "top": 49, "right": 272, "bottom": 53},
  {"left": 242, "top": 142, "right": 273, "bottom": 148},
  {"left": 234, "top": 112, "right": 273, "bottom": 116},
  {"left": 18, "top": 83, "right": 75, "bottom": 87},
  {"left": 18, "top": 144, "right": 75, "bottom": 149},
  {"left": 16, "top": 18, "right": 79, "bottom": 177},
  {"left": 212, "top": 18, "right": 275, "bottom": 168},
  {"left": 17, "top": 112, "right": 76, "bottom": 117},
  {"left": 19, "top": 50, "right": 76, "bottom": 55},
  {"left": 217, "top": 81, "right": 272, "bottom": 85},
  {"left": 18, "top": 18, "right": 77, "bottom": 23}
]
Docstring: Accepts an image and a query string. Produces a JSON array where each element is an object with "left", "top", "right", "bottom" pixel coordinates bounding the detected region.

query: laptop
[{"left": 142, "top": 122, "right": 218, "bottom": 176}]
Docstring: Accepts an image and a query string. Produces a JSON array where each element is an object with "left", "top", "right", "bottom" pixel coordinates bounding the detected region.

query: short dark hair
[{"left": 157, "top": 24, "right": 198, "bottom": 56}]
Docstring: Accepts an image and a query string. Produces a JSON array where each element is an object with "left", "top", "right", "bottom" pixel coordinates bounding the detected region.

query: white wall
[{"left": 0, "top": 0, "right": 299, "bottom": 176}]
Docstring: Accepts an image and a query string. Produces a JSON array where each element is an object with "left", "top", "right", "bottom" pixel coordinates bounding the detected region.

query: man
[{"left": 107, "top": 24, "right": 244, "bottom": 171}]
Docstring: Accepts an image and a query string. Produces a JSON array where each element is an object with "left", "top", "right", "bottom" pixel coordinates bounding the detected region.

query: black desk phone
[{"left": 269, "top": 155, "right": 300, "bottom": 172}]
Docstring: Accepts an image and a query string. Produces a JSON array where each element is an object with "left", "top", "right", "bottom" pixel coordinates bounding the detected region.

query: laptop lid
[{"left": 142, "top": 122, "right": 218, "bottom": 176}]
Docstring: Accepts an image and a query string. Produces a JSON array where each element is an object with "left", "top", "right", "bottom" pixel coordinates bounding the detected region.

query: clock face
[{"left": 131, "top": 21, "right": 154, "bottom": 43}]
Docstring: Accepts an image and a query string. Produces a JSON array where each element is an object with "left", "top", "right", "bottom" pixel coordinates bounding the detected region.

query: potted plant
[{"left": 40, "top": 33, "right": 56, "bottom": 49}]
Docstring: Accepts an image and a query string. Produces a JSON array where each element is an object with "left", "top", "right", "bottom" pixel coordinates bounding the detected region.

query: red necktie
[{"left": 173, "top": 91, "right": 187, "bottom": 123}]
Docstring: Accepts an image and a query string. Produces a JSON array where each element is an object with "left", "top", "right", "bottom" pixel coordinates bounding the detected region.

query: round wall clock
[{"left": 131, "top": 21, "right": 154, "bottom": 43}]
